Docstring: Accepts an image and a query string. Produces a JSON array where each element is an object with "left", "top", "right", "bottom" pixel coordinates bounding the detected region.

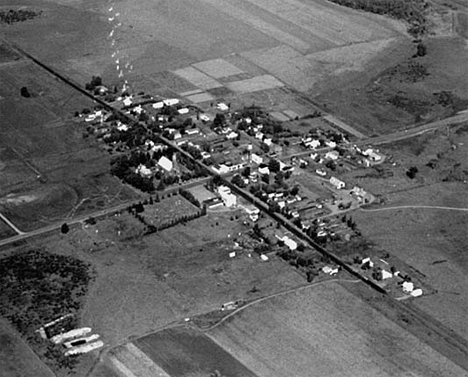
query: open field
[
  {"left": 207, "top": 281, "right": 468, "bottom": 377},
  {"left": 0, "top": 57, "right": 139, "bottom": 232},
  {"left": 0, "top": 209, "right": 304, "bottom": 351},
  {"left": 349, "top": 125, "right": 468, "bottom": 340},
  {"left": 0, "top": 319, "right": 54, "bottom": 377}
]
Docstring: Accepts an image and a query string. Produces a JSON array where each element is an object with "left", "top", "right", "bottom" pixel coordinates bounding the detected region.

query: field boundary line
[{"left": 203, "top": 278, "right": 360, "bottom": 332}]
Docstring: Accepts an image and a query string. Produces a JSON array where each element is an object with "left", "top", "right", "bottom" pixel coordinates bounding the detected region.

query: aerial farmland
[{"left": 1, "top": 0, "right": 468, "bottom": 376}]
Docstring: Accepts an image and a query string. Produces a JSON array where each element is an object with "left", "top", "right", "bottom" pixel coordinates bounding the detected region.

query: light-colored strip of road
[
  {"left": 199, "top": 0, "right": 310, "bottom": 53},
  {"left": 109, "top": 356, "right": 139, "bottom": 377},
  {"left": 0, "top": 212, "right": 25, "bottom": 235},
  {"left": 204, "top": 278, "right": 360, "bottom": 331},
  {"left": 125, "top": 343, "right": 171, "bottom": 377},
  {"left": 360, "top": 205, "right": 468, "bottom": 213}
]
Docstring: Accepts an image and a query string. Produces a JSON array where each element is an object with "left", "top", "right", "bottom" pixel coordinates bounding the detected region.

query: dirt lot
[
  {"left": 207, "top": 281, "right": 468, "bottom": 377},
  {"left": 0, "top": 319, "right": 54, "bottom": 377}
]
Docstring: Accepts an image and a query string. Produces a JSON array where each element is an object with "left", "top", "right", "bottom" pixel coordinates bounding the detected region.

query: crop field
[
  {"left": 0, "top": 320, "right": 54, "bottom": 377},
  {"left": 207, "top": 281, "right": 468, "bottom": 377},
  {"left": 130, "top": 328, "right": 257, "bottom": 377}
]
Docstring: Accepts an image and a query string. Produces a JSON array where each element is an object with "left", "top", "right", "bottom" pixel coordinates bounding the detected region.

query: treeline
[
  {"left": 0, "top": 9, "right": 42, "bottom": 24},
  {"left": 327, "top": 0, "right": 428, "bottom": 37}
]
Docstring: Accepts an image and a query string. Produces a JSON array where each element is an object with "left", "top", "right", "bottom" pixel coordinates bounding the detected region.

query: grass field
[
  {"left": 207, "top": 281, "right": 468, "bottom": 377},
  {"left": 0, "top": 218, "right": 16, "bottom": 240},
  {"left": 0, "top": 319, "right": 54, "bottom": 377}
]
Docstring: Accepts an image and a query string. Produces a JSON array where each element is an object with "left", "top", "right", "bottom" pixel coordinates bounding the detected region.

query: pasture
[{"left": 207, "top": 281, "right": 468, "bottom": 377}]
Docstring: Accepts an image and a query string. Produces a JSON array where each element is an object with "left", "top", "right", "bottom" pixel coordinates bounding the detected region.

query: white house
[
  {"left": 218, "top": 186, "right": 237, "bottom": 207},
  {"left": 163, "top": 98, "right": 180, "bottom": 106},
  {"left": 216, "top": 102, "right": 229, "bottom": 111},
  {"left": 258, "top": 166, "right": 270, "bottom": 175},
  {"left": 330, "top": 176, "right": 345, "bottom": 190},
  {"left": 178, "top": 108, "right": 189, "bottom": 115},
  {"left": 316, "top": 169, "right": 326, "bottom": 177},
  {"left": 122, "top": 97, "right": 132, "bottom": 107},
  {"left": 136, "top": 164, "right": 152, "bottom": 178},
  {"left": 276, "top": 235, "right": 297, "bottom": 250},
  {"left": 186, "top": 128, "right": 200, "bottom": 136},
  {"left": 325, "top": 140, "right": 337, "bottom": 148},
  {"left": 226, "top": 131, "right": 238, "bottom": 140},
  {"left": 325, "top": 150, "right": 340, "bottom": 160},
  {"left": 117, "top": 122, "right": 128, "bottom": 131},
  {"left": 251, "top": 153, "right": 263, "bottom": 165},
  {"left": 157, "top": 156, "right": 173, "bottom": 172},
  {"left": 402, "top": 281, "right": 414, "bottom": 293}
]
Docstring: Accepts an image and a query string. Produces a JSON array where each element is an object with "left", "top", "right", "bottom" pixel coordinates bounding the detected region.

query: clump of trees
[
  {"left": 0, "top": 9, "right": 42, "bottom": 24},
  {"left": 0, "top": 249, "right": 93, "bottom": 372},
  {"left": 85, "top": 75, "right": 103, "bottom": 92},
  {"left": 327, "top": 0, "right": 428, "bottom": 37}
]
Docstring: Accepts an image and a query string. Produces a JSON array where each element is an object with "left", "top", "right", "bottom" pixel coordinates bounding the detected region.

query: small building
[
  {"left": 136, "top": 164, "right": 152, "bottom": 178},
  {"left": 325, "top": 150, "right": 340, "bottom": 160},
  {"left": 325, "top": 141, "right": 337, "bottom": 148},
  {"left": 402, "top": 281, "right": 414, "bottom": 293},
  {"left": 330, "top": 176, "right": 345, "bottom": 190},
  {"left": 218, "top": 186, "right": 237, "bottom": 207},
  {"left": 251, "top": 153, "right": 263, "bottom": 165},
  {"left": 216, "top": 102, "right": 229, "bottom": 111},
  {"left": 410, "top": 288, "right": 423, "bottom": 297},
  {"left": 163, "top": 98, "right": 180, "bottom": 106},
  {"left": 258, "top": 166, "right": 270, "bottom": 175},
  {"left": 322, "top": 266, "right": 339, "bottom": 276},
  {"left": 226, "top": 131, "right": 238, "bottom": 140},
  {"left": 276, "top": 235, "right": 297, "bottom": 250},
  {"left": 158, "top": 156, "right": 173, "bottom": 172},
  {"left": 316, "top": 169, "right": 326, "bottom": 177},
  {"left": 186, "top": 128, "right": 200, "bottom": 136},
  {"left": 122, "top": 97, "right": 132, "bottom": 107},
  {"left": 381, "top": 270, "right": 393, "bottom": 280},
  {"left": 178, "top": 108, "right": 189, "bottom": 115}
]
